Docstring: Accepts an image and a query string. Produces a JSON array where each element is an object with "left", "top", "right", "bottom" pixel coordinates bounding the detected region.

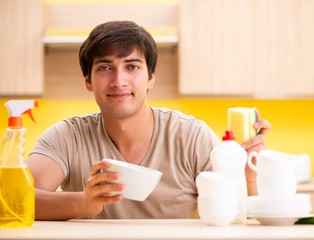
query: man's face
[{"left": 85, "top": 49, "right": 155, "bottom": 119}]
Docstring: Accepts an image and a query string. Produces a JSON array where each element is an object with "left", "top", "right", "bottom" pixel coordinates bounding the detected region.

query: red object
[{"left": 222, "top": 130, "right": 235, "bottom": 141}]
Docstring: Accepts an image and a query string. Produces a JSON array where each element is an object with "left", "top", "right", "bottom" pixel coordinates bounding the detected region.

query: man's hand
[
  {"left": 241, "top": 109, "right": 271, "bottom": 195},
  {"left": 82, "top": 161, "right": 124, "bottom": 217}
]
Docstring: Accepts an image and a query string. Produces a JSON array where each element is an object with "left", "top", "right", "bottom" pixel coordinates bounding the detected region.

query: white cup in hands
[
  {"left": 247, "top": 150, "right": 297, "bottom": 199},
  {"left": 102, "top": 158, "right": 162, "bottom": 201},
  {"left": 196, "top": 172, "right": 239, "bottom": 226}
]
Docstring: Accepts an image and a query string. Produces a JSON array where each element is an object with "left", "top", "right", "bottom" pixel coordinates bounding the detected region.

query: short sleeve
[{"left": 30, "top": 120, "right": 78, "bottom": 178}]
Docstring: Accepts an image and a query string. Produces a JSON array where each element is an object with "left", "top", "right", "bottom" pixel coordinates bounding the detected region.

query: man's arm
[
  {"left": 34, "top": 189, "right": 89, "bottom": 220},
  {"left": 26, "top": 154, "right": 124, "bottom": 220}
]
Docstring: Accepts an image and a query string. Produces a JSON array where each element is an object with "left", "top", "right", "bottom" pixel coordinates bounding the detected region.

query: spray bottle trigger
[{"left": 22, "top": 109, "right": 36, "bottom": 123}]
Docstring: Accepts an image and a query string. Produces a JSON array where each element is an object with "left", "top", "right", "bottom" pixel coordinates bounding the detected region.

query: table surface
[{"left": 0, "top": 219, "right": 314, "bottom": 240}]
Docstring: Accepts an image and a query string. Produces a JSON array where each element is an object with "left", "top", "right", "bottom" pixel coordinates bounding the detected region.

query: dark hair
[{"left": 79, "top": 21, "right": 158, "bottom": 82}]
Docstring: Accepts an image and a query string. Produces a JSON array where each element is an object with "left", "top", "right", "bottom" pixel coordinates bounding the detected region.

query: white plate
[
  {"left": 248, "top": 213, "right": 314, "bottom": 226},
  {"left": 247, "top": 194, "right": 311, "bottom": 216}
]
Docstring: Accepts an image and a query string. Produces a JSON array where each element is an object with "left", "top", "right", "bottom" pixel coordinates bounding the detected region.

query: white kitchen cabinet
[
  {"left": 179, "top": 0, "right": 314, "bottom": 97},
  {"left": 0, "top": 0, "right": 44, "bottom": 96}
]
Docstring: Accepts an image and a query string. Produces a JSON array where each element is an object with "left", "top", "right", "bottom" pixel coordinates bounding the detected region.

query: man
[{"left": 26, "top": 21, "right": 270, "bottom": 220}]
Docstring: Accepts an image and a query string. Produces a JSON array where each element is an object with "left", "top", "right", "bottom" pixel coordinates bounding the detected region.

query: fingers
[
  {"left": 63, "top": 160, "right": 125, "bottom": 218},
  {"left": 255, "top": 119, "right": 271, "bottom": 135},
  {"left": 91, "top": 194, "right": 123, "bottom": 205},
  {"left": 253, "top": 108, "right": 271, "bottom": 136},
  {"left": 90, "top": 160, "right": 111, "bottom": 176},
  {"left": 240, "top": 108, "right": 271, "bottom": 154},
  {"left": 242, "top": 120, "right": 270, "bottom": 152},
  {"left": 88, "top": 161, "right": 124, "bottom": 192},
  {"left": 85, "top": 161, "right": 124, "bottom": 208},
  {"left": 241, "top": 133, "right": 266, "bottom": 153},
  {"left": 86, "top": 177, "right": 123, "bottom": 197}
]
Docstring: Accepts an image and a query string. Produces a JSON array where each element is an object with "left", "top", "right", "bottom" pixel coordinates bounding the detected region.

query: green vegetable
[{"left": 295, "top": 217, "right": 314, "bottom": 224}]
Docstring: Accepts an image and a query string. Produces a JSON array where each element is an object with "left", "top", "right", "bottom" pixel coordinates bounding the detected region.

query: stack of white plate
[{"left": 247, "top": 193, "right": 313, "bottom": 225}]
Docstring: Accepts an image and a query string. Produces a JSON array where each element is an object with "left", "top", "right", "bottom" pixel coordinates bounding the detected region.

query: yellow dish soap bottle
[{"left": 0, "top": 100, "right": 38, "bottom": 227}]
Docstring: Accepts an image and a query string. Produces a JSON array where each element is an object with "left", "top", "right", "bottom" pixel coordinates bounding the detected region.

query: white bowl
[
  {"left": 103, "top": 158, "right": 162, "bottom": 201},
  {"left": 196, "top": 171, "right": 238, "bottom": 197},
  {"left": 198, "top": 196, "right": 239, "bottom": 226}
]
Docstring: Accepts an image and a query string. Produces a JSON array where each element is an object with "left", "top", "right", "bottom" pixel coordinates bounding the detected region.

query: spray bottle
[{"left": 0, "top": 100, "right": 38, "bottom": 227}]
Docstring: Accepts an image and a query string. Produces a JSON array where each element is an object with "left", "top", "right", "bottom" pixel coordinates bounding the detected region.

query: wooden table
[{"left": 0, "top": 219, "right": 314, "bottom": 240}]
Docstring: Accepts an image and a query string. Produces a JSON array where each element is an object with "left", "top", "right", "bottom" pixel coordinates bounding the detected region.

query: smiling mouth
[{"left": 107, "top": 92, "right": 133, "bottom": 98}]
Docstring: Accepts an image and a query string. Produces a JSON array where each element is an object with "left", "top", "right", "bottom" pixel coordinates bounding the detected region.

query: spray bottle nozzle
[
  {"left": 5, "top": 100, "right": 38, "bottom": 128},
  {"left": 23, "top": 109, "right": 36, "bottom": 123}
]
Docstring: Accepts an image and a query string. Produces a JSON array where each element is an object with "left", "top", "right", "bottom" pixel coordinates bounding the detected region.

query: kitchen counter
[{"left": 0, "top": 219, "right": 314, "bottom": 240}]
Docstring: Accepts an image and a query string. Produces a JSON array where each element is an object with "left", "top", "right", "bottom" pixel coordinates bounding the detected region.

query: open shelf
[{"left": 43, "top": 35, "right": 178, "bottom": 49}]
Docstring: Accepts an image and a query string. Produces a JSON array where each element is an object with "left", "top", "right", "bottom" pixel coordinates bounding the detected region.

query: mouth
[{"left": 107, "top": 92, "right": 133, "bottom": 99}]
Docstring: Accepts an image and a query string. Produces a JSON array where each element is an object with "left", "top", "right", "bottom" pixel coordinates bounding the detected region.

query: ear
[
  {"left": 85, "top": 76, "right": 93, "bottom": 92},
  {"left": 147, "top": 74, "right": 155, "bottom": 91}
]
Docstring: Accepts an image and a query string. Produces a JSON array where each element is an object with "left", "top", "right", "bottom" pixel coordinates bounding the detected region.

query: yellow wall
[{"left": 0, "top": 98, "right": 313, "bottom": 175}]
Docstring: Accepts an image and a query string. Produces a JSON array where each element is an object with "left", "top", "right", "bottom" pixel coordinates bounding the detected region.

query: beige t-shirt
[{"left": 31, "top": 107, "right": 219, "bottom": 219}]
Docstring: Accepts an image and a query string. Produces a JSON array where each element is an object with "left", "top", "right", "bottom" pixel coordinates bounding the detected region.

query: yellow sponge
[{"left": 228, "top": 107, "right": 257, "bottom": 144}]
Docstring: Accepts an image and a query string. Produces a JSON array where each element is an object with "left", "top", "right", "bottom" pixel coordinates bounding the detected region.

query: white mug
[
  {"left": 256, "top": 173, "right": 297, "bottom": 198},
  {"left": 248, "top": 149, "right": 297, "bottom": 175},
  {"left": 295, "top": 153, "right": 312, "bottom": 183},
  {"left": 247, "top": 150, "right": 297, "bottom": 198}
]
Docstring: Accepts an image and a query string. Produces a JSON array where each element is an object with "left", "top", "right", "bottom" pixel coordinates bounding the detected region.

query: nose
[{"left": 110, "top": 69, "right": 128, "bottom": 88}]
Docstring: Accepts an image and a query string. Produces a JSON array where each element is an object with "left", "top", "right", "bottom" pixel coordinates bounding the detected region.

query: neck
[{"left": 102, "top": 106, "right": 154, "bottom": 164}]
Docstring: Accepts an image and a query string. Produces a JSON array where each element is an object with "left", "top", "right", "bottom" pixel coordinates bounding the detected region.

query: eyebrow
[
  {"left": 94, "top": 58, "right": 143, "bottom": 64},
  {"left": 125, "top": 58, "right": 143, "bottom": 63}
]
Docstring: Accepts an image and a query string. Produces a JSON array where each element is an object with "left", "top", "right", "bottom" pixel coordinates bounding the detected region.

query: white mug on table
[
  {"left": 196, "top": 172, "right": 239, "bottom": 226},
  {"left": 247, "top": 149, "right": 297, "bottom": 199}
]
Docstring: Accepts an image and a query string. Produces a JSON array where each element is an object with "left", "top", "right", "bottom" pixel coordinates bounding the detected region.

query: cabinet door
[
  {"left": 253, "top": 0, "right": 314, "bottom": 97},
  {"left": 0, "top": 0, "right": 43, "bottom": 96},
  {"left": 179, "top": 0, "right": 314, "bottom": 97}
]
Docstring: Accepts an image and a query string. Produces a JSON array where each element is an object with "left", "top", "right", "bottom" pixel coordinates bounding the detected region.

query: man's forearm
[
  {"left": 247, "top": 181, "right": 257, "bottom": 196},
  {"left": 35, "top": 189, "right": 87, "bottom": 220}
]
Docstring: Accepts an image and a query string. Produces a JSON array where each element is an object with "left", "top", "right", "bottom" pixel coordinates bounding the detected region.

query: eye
[
  {"left": 127, "top": 64, "right": 140, "bottom": 71},
  {"left": 98, "top": 66, "right": 111, "bottom": 71}
]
